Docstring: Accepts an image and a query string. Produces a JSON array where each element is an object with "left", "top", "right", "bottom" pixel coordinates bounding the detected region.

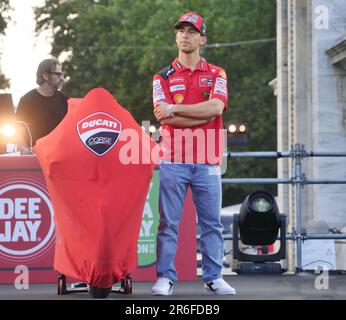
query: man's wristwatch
[{"left": 167, "top": 104, "right": 175, "bottom": 118}]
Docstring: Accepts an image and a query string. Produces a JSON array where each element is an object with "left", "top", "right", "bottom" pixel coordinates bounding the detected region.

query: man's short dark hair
[{"left": 36, "top": 58, "right": 61, "bottom": 85}]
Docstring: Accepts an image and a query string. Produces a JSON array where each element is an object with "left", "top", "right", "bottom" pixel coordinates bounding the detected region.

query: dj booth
[{"left": 0, "top": 155, "right": 197, "bottom": 284}]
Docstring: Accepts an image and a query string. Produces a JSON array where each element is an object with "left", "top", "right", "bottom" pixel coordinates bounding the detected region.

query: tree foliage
[
  {"left": 35, "top": 0, "right": 277, "bottom": 205},
  {"left": 0, "top": 0, "right": 10, "bottom": 88}
]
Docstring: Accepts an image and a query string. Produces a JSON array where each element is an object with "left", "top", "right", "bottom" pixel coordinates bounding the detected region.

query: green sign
[{"left": 137, "top": 170, "right": 160, "bottom": 267}]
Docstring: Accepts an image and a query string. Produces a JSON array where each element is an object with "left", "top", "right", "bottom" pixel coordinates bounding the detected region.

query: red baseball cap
[{"left": 174, "top": 12, "right": 207, "bottom": 36}]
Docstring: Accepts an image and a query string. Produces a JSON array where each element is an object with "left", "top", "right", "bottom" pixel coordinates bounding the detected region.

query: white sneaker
[
  {"left": 204, "top": 278, "right": 236, "bottom": 295},
  {"left": 152, "top": 277, "right": 174, "bottom": 296}
]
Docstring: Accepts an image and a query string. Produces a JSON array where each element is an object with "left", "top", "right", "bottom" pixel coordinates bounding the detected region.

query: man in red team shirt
[{"left": 152, "top": 12, "right": 236, "bottom": 296}]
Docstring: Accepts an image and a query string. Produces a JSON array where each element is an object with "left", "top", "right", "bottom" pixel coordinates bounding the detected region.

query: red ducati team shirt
[{"left": 153, "top": 57, "right": 228, "bottom": 165}]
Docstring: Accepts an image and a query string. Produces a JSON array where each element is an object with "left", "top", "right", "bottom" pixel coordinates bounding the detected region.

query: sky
[{"left": 1, "top": 0, "right": 51, "bottom": 107}]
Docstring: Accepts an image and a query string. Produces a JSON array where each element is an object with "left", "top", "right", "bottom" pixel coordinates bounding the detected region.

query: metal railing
[{"left": 221, "top": 143, "right": 346, "bottom": 271}]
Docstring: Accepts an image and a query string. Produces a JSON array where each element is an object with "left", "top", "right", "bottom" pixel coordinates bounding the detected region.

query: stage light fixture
[
  {"left": 0, "top": 121, "right": 33, "bottom": 154},
  {"left": 239, "top": 124, "right": 247, "bottom": 133},
  {"left": 1, "top": 123, "right": 16, "bottom": 138},
  {"left": 226, "top": 122, "right": 248, "bottom": 147},
  {"left": 239, "top": 189, "right": 280, "bottom": 245},
  {"left": 232, "top": 189, "right": 287, "bottom": 273},
  {"left": 228, "top": 124, "right": 237, "bottom": 133}
]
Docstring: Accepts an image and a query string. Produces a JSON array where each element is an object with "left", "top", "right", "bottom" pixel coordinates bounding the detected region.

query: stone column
[{"left": 277, "top": 0, "right": 346, "bottom": 271}]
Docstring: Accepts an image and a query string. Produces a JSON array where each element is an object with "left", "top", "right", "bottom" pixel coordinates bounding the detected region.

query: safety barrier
[{"left": 221, "top": 143, "right": 346, "bottom": 271}]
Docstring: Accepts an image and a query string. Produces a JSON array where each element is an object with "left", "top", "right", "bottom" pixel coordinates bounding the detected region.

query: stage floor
[{"left": 1, "top": 274, "right": 345, "bottom": 300}]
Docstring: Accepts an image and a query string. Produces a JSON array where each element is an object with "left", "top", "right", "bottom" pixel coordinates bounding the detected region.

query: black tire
[
  {"left": 123, "top": 275, "right": 132, "bottom": 294},
  {"left": 57, "top": 273, "right": 67, "bottom": 295},
  {"left": 89, "top": 285, "right": 111, "bottom": 298}
]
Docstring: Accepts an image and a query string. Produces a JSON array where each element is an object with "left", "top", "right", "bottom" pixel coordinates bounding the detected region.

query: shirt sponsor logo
[
  {"left": 169, "top": 77, "right": 184, "bottom": 84},
  {"left": 203, "top": 91, "right": 210, "bottom": 99},
  {"left": 77, "top": 112, "right": 122, "bottom": 156},
  {"left": 174, "top": 94, "right": 184, "bottom": 104},
  {"left": 169, "top": 84, "right": 185, "bottom": 92},
  {"left": 214, "top": 78, "right": 227, "bottom": 97},
  {"left": 199, "top": 76, "right": 213, "bottom": 87},
  {"left": 166, "top": 66, "right": 175, "bottom": 77},
  {"left": 153, "top": 79, "right": 166, "bottom": 104}
]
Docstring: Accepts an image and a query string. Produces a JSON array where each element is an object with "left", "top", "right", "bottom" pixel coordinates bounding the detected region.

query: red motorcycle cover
[{"left": 34, "top": 88, "right": 155, "bottom": 288}]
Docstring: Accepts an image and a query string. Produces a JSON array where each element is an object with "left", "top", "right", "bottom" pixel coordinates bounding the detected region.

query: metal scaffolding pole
[
  {"left": 225, "top": 151, "right": 291, "bottom": 158},
  {"left": 221, "top": 143, "right": 346, "bottom": 272},
  {"left": 305, "top": 179, "right": 346, "bottom": 184},
  {"left": 293, "top": 144, "right": 303, "bottom": 271},
  {"left": 220, "top": 234, "right": 346, "bottom": 241},
  {"left": 222, "top": 178, "right": 291, "bottom": 185}
]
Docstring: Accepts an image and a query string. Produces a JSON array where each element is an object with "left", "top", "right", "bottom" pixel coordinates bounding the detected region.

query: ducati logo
[{"left": 77, "top": 112, "right": 122, "bottom": 156}]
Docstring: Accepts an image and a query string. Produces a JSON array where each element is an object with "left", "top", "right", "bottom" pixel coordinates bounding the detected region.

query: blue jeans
[{"left": 156, "top": 162, "right": 224, "bottom": 282}]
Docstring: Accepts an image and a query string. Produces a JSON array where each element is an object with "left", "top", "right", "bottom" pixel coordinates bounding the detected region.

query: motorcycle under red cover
[{"left": 34, "top": 88, "right": 155, "bottom": 288}]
